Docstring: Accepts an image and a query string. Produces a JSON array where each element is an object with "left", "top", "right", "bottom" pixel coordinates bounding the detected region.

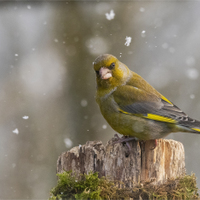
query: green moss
[
  {"left": 50, "top": 172, "right": 199, "bottom": 200},
  {"left": 168, "top": 174, "right": 199, "bottom": 199},
  {"left": 131, "top": 174, "right": 199, "bottom": 200},
  {"left": 49, "top": 171, "right": 122, "bottom": 200}
]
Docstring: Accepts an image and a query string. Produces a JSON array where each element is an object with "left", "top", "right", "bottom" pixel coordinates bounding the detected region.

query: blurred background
[{"left": 1, "top": 1, "right": 200, "bottom": 198}]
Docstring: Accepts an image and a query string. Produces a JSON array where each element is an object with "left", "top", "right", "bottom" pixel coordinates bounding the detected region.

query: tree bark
[{"left": 57, "top": 137, "right": 185, "bottom": 188}]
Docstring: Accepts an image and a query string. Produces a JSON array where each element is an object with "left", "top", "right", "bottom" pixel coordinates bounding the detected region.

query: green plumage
[{"left": 94, "top": 54, "right": 200, "bottom": 140}]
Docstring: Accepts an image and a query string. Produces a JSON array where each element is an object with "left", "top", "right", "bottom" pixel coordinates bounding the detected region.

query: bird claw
[
  {"left": 113, "top": 134, "right": 137, "bottom": 144},
  {"left": 113, "top": 134, "right": 137, "bottom": 154},
  {"left": 150, "top": 139, "right": 157, "bottom": 150},
  {"left": 113, "top": 135, "right": 157, "bottom": 153}
]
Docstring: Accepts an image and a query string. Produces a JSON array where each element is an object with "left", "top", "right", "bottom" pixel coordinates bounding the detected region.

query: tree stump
[{"left": 57, "top": 137, "right": 185, "bottom": 188}]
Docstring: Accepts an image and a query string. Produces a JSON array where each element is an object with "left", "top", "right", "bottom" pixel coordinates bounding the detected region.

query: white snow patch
[
  {"left": 186, "top": 68, "right": 199, "bottom": 80},
  {"left": 85, "top": 37, "right": 109, "bottom": 55},
  {"left": 13, "top": 128, "right": 19, "bottom": 134},
  {"left": 81, "top": 99, "right": 88, "bottom": 107},
  {"left": 105, "top": 9, "right": 115, "bottom": 20},
  {"left": 140, "top": 7, "right": 145, "bottom": 12},
  {"left": 64, "top": 138, "right": 73, "bottom": 148},
  {"left": 124, "top": 36, "right": 132, "bottom": 46},
  {"left": 162, "top": 43, "right": 169, "bottom": 49},
  {"left": 190, "top": 94, "right": 195, "bottom": 99},
  {"left": 22, "top": 116, "right": 29, "bottom": 120},
  {"left": 102, "top": 124, "right": 107, "bottom": 129},
  {"left": 141, "top": 30, "right": 146, "bottom": 38}
]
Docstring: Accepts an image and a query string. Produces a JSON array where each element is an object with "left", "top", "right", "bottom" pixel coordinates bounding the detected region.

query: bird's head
[{"left": 93, "top": 54, "right": 130, "bottom": 90}]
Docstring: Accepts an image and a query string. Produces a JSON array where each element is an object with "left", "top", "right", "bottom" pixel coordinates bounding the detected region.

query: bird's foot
[
  {"left": 113, "top": 134, "right": 137, "bottom": 144},
  {"left": 150, "top": 139, "right": 157, "bottom": 150},
  {"left": 113, "top": 134, "right": 137, "bottom": 152}
]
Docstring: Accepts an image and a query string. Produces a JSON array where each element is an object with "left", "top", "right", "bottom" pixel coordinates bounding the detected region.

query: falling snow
[
  {"left": 124, "top": 36, "right": 132, "bottom": 46},
  {"left": 190, "top": 94, "right": 195, "bottom": 99},
  {"left": 22, "top": 116, "right": 29, "bottom": 119},
  {"left": 64, "top": 138, "right": 73, "bottom": 148},
  {"left": 140, "top": 7, "right": 145, "bottom": 12},
  {"left": 105, "top": 10, "right": 115, "bottom": 20},
  {"left": 102, "top": 124, "right": 107, "bottom": 129},
  {"left": 141, "top": 30, "right": 146, "bottom": 38},
  {"left": 186, "top": 68, "right": 199, "bottom": 80},
  {"left": 81, "top": 99, "right": 88, "bottom": 107},
  {"left": 13, "top": 128, "right": 19, "bottom": 134},
  {"left": 86, "top": 37, "right": 109, "bottom": 55}
]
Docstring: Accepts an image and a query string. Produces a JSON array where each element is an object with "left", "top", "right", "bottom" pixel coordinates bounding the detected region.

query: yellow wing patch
[
  {"left": 161, "top": 95, "right": 173, "bottom": 105},
  {"left": 118, "top": 108, "right": 130, "bottom": 115},
  {"left": 192, "top": 128, "right": 200, "bottom": 132},
  {"left": 119, "top": 108, "right": 177, "bottom": 123},
  {"left": 144, "top": 113, "right": 177, "bottom": 123}
]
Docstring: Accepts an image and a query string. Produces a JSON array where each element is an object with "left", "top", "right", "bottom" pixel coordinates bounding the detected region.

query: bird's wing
[{"left": 113, "top": 85, "right": 189, "bottom": 124}]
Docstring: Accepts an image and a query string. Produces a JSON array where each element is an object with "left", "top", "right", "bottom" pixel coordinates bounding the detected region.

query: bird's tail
[
  {"left": 191, "top": 127, "right": 200, "bottom": 133},
  {"left": 178, "top": 117, "right": 200, "bottom": 133}
]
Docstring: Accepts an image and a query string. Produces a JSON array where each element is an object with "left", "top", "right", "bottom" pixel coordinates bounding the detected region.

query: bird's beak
[{"left": 99, "top": 67, "right": 112, "bottom": 80}]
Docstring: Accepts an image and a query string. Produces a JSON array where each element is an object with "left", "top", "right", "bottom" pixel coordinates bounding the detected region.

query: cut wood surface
[{"left": 57, "top": 137, "right": 185, "bottom": 188}]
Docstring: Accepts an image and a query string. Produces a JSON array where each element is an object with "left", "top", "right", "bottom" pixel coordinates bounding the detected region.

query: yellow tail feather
[
  {"left": 192, "top": 128, "right": 200, "bottom": 132},
  {"left": 144, "top": 113, "right": 177, "bottom": 123}
]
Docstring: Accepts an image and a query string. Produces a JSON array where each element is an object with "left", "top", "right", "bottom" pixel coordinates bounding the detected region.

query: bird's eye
[
  {"left": 109, "top": 62, "right": 115, "bottom": 70},
  {"left": 95, "top": 70, "right": 99, "bottom": 75}
]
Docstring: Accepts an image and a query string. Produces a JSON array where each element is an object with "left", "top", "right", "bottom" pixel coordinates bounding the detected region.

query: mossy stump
[{"left": 57, "top": 137, "right": 185, "bottom": 188}]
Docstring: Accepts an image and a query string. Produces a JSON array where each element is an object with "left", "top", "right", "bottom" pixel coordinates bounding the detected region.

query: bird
[{"left": 93, "top": 54, "right": 200, "bottom": 144}]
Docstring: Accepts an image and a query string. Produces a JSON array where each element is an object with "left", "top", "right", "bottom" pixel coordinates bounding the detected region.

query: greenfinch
[{"left": 93, "top": 54, "right": 200, "bottom": 141}]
